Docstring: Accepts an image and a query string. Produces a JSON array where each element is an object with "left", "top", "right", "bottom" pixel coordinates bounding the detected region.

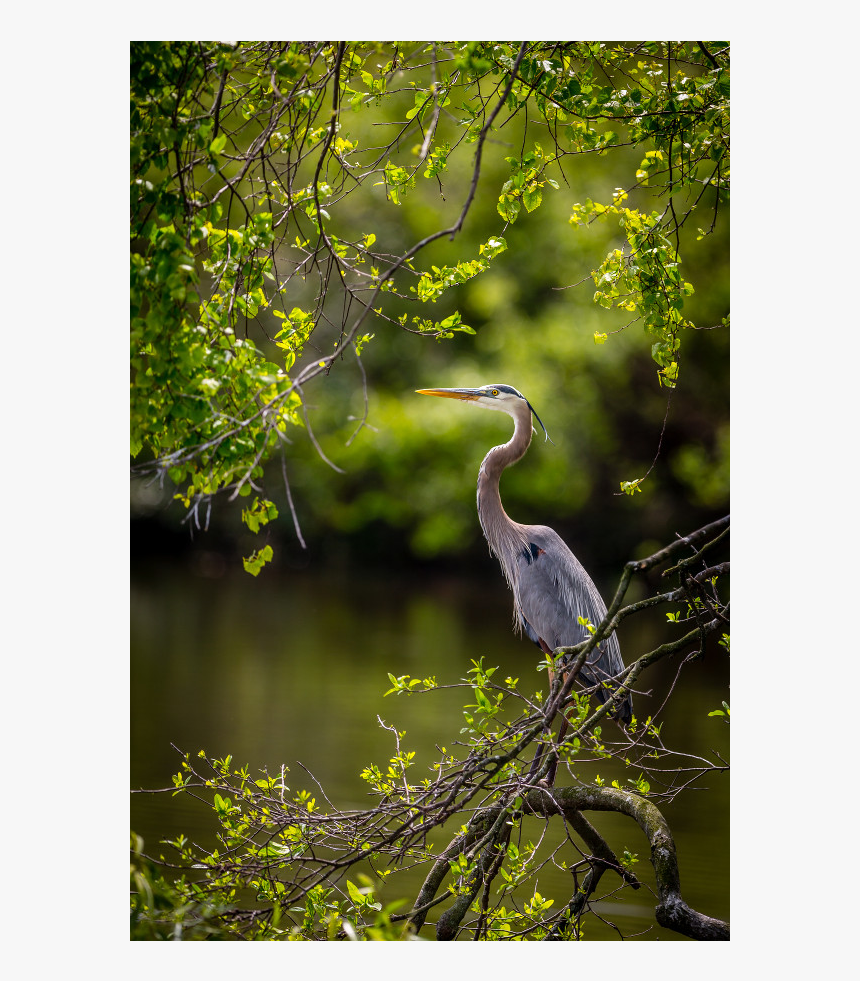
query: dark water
[{"left": 131, "top": 562, "right": 729, "bottom": 941}]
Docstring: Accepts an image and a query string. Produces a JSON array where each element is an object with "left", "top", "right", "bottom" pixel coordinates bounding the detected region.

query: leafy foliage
[
  {"left": 130, "top": 41, "right": 729, "bottom": 569},
  {"left": 131, "top": 518, "right": 729, "bottom": 941}
]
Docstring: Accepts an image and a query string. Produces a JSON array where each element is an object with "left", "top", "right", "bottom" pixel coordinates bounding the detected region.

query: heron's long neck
[{"left": 476, "top": 407, "right": 532, "bottom": 558}]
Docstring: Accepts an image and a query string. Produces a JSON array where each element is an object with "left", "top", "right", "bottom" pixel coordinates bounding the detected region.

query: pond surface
[{"left": 131, "top": 560, "right": 729, "bottom": 941}]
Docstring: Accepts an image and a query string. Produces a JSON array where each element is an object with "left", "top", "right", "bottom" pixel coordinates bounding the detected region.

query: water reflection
[{"left": 131, "top": 562, "right": 729, "bottom": 941}]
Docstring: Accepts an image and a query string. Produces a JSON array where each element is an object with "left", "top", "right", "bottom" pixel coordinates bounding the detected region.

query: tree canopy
[{"left": 131, "top": 40, "right": 729, "bottom": 573}]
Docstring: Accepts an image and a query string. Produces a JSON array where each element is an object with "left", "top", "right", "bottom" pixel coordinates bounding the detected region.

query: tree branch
[{"left": 522, "top": 785, "right": 729, "bottom": 940}]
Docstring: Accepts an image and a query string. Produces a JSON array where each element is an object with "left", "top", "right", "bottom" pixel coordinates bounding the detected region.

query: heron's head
[{"left": 415, "top": 384, "right": 551, "bottom": 441}]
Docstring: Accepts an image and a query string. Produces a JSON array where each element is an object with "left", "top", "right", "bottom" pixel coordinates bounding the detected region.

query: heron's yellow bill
[{"left": 415, "top": 388, "right": 480, "bottom": 401}]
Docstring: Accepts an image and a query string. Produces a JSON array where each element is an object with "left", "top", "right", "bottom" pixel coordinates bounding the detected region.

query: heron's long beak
[{"left": 415, "top": 387, "right": 482, "bottom": 401}]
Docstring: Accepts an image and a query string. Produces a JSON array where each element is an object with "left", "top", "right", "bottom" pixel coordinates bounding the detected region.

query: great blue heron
[{"left": 416, "top": 384, "right": 632, "bottom": 726}]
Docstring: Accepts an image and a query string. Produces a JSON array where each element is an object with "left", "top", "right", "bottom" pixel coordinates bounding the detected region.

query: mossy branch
[{"left": 522, "top": 786, "right": 729, "bottom": 940}]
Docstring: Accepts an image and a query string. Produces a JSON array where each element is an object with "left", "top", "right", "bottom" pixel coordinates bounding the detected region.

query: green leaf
[
  {"left": 480, "top": 235, "right": 508, "bottom": 259},
  {"left": 522, "top": 185, "right": 543, "bottom": 212},
  {"left": 242, "top": 545, "right": 274, "bottom": 577},
  {"left": 497, "top": 193, "right": 521, "bottom": 223},
  {"left": 346, "top": 880, "right": 365, "bottom": 906},
  {"left": 620, "top": 479, "right": 643, "bottom": 495}
]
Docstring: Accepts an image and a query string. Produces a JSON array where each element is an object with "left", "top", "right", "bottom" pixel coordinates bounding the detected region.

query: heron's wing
[{"left": 515, "top": 526, "right": 625, "bottom": 697}]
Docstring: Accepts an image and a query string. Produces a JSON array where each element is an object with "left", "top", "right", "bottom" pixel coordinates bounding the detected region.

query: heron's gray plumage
[
  {"left": 418, "top": 383, "right": 632, "bottom": 724},
  {"left": 515, "top": 526, "right": 626, "bottom": 702}
]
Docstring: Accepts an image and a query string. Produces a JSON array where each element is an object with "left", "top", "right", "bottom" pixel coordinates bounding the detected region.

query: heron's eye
[{"left": 491, "top": 389, "right": 499, "bottom": 396}]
